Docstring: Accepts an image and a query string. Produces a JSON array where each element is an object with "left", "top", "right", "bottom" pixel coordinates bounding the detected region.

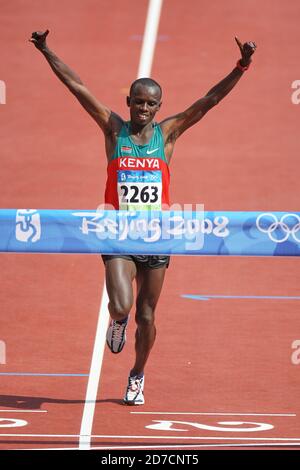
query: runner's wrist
[
  {"left": 236, "top": 59, "right": 251, "bottom": 72},
  {"left": 38, "top": 44, "right": 49, "bottom": 53}
]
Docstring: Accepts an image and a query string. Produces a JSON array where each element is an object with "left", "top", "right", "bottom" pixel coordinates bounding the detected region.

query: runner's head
[{"left": 127, "top": 78, "right": 162, "bottom": 126}]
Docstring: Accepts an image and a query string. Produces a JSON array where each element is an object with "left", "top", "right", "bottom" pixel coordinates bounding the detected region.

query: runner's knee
[
  {"left": 108, "top": 298, "right": 132, "bottom": 320},
  {"left": 136, "top": 299, "right": 157, "bottom": 326}
]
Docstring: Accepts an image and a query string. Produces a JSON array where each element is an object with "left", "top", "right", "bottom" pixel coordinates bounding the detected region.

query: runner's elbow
[{"left": 209, "top": 93, "right": 220, "bottom": 107}]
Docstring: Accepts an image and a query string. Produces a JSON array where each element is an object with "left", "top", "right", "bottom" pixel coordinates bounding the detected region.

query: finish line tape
[{"left": 0, "top": 209, "right": 299, "bottom": 256}]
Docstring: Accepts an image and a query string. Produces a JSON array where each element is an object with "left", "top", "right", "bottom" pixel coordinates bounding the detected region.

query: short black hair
[{"left": 129, "top": 77, "right": 162, "bottom": 99}]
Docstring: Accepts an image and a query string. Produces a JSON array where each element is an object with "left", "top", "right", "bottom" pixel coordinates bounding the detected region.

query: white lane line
[
  {"left": 78, "top": 284, "right": 109, "bottom": 449},
  {"left": 2, "top": 433, "right": 300, "bottom": 441},
  {"left": 90, "top": 442, "right": 300, "bottom": 450},
  {"left": 77, "top": 0, "right": 164, "bottom": 451},
  {"left": 18, "top": 442, "right": 300, "bottom": 450},
  {"left": 137, "top": 0, "right": 164, "bottom": 78},
  {"left": 0, "top": 80, "right": 6, "bottom": 105},
  {"left": 130, "top": 412, "right": 296, "bottom": 417}
]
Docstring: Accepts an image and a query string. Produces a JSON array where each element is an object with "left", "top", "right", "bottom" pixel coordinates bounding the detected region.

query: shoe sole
[{"left": 123, "top": 398, "right": 145, "bottom": 406}]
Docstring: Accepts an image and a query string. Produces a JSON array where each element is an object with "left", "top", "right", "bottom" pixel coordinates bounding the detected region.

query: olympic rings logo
[{"left": 256, "top": 213, "right": 300, "bottom": 243}]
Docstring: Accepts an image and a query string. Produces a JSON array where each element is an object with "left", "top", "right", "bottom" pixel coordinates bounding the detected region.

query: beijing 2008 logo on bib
[{"left": 15, "top": 209, "right": 41, "bottom": 243}]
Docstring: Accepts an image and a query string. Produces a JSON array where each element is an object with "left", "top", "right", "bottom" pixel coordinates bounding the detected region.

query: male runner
[{"left": 30, "top": 30, "right": 256, "bottom": 405}]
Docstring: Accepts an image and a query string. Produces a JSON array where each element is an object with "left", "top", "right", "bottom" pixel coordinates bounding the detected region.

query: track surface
[{"left": 0, "top": 0, "right": 300, "bottom": 450}]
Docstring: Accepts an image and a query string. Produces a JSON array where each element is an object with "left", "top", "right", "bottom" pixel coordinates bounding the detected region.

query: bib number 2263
[{"left": 120, "top": 184, "right": 159, "bottom": 204}]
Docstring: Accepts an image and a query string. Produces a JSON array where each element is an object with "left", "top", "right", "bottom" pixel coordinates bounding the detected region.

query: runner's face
[{"left": 127, "top": 85, "right": 162, "bottom": 126}]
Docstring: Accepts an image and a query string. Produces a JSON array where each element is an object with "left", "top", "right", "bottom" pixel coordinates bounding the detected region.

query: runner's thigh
[
  {"left": 136, "top": 265, "right": 167, "bottom": 312},
  {"left": 105, "top": 257, "right": 137, "bottom": 310}
]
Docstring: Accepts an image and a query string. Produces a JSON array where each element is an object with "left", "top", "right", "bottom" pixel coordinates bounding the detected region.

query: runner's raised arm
[
  {"left": 29, "top": 30, "right": 123, "bottom": 135},
  {"left": 160, "top": 38, "right": 257, "bottom": 147}
]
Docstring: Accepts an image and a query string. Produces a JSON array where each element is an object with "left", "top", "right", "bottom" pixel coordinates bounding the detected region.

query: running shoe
[
  {"left": 123, "top": 374, "right": 145, "bottom": 405},
  {"left": 106, "top": 317, "right": 128, "bottom": 354}
]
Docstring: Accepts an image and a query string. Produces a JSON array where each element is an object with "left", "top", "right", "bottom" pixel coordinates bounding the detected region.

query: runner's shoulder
[
  {"left": 159, "top": 117, "right": 180, "bottom": 143},
  {"left": 106, "top": 112, "right": 124, "bottom": 137}
]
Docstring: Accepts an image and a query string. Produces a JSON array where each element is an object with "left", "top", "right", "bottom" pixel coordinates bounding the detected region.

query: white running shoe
[
  {"left": 123, "top": 374, "right": 145, "bottom": 405},
  {"left": 106, "top": 317, "right": 128, "bottom": 354}
]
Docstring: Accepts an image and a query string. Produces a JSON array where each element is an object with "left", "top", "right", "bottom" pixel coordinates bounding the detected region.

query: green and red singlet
[{"left": 104, "top": 122, "right": 170, "bottom": 210}]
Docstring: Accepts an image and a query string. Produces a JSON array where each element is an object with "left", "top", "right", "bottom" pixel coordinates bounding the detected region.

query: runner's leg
[
  {"left": 131, "top": 265, "right": 167, "bottom": 376},
  {"left": 105, "top": 257, "right": 137, "bottom": 321}
]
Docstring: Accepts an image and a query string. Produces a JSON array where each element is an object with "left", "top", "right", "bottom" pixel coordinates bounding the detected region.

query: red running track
[{"left": 0, "top": 0, "right": 300, "bottom": 450}]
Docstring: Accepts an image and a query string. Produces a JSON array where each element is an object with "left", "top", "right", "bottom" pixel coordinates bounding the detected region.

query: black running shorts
[{"left": 101, "top": 255, "right": 170, "bottom": 269}]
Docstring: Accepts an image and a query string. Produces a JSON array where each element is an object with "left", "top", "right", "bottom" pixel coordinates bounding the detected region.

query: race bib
[{"left": 118, "top": 170, "right": 162, "bottom": 210}]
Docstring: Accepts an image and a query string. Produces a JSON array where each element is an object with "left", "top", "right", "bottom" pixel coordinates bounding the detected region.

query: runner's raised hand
[
  {"left": 235, "top": 37, "right": 257, "bottom": 66},
  {"left": 29, "top": 29, "right": 49, "bottom": 50}
]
